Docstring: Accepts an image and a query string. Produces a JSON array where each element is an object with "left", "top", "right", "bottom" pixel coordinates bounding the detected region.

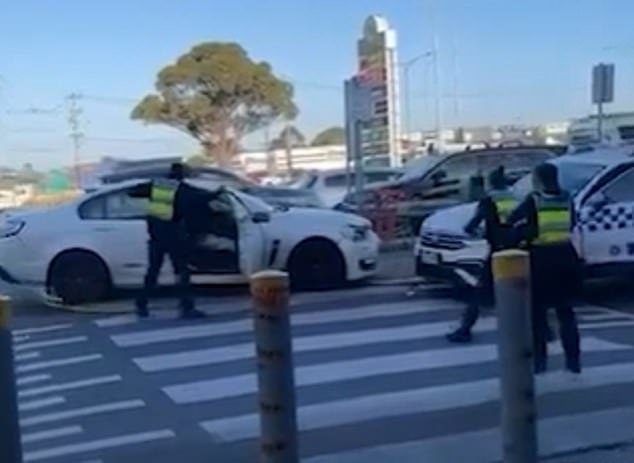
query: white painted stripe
[
  {"left": 581, "top": 320, "right": 634, "bottom": 329},
  {"left": 13, "top": 335, "right": 30, "bottom": 343},
  {"left": 13, "top": 324, "right": 72, "bottom": 336},
  {"left": 18, "top": 375, "right": 122, "bottom": 399},
  {"left": 19, "top": 396, "right": 65, "bottom": 412},
  {"left": 23, "top": 429, "right": 175, "bottom": 462},
  {"left": 21, "top": 400, "right": 145, "bottom": 427},
  {"left": 167, "top": 337, "right": 624, "bottom": 404},
  {"left": 15, "top": 336, "right": 87, "bottom": 353},
  {"left": 17, "top": 374, "right": 51, "bottom": 387},
  {"left": 94, "top": 286, "right": 411, "bottom": 328},
  {"left": 112, "top": 299, "right": 461, "bottom": 347},
  {"left": 17, "top": 354, "right": 102, "bottom": 373},
  {"left": 200, "top": 361, "right": 634, "bottom": 443},
  {"left": 136, "top": 316, "right": 480, "bottom": 373},
  {"left": 579, "top": 312, "right": 627, "bottom": 322},
  {"left": 15, "top": 351, "right": 40, "bottom": 362},
  {"left": 303, "top": 406, "right": 634, "bottom": 463},
  {"left": 22, "top": 426, "right": 83, "bottom": 445}
]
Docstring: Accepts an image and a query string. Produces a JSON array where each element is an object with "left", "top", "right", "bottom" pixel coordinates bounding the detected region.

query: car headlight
[
  {"left": 0, "top": 219, "right": 25, "bottom": 238},
  {"left": 342, "top": 223, "right": 370, "bottom": 242}
]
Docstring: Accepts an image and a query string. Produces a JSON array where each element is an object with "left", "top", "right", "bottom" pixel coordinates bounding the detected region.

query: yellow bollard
[
  {"left": 492, "top": 250, "right": 538, "bottom": 463},
  {"left": 0, "top": 295, "right": 23, "bottom": 463},
  {"left": 249, "top": 270, "right": 299, "bottom": 463}
]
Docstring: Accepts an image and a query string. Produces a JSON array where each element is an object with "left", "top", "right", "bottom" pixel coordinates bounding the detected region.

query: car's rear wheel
[
  {"left": 49, "top": 251, "right": 110, "bottom": 305},
  {"left": 288, "top": 239, "right": 346, "bottom": 290}
]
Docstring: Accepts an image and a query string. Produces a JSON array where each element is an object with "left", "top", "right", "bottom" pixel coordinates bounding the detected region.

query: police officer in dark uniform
[
  {"left": 507, "top": 162, "right": 582, "bottom": 374},
  {"left": 447, "top": 166, "right": 517, "bottom": 343},
  {"left": 131, "top": 162, "right": 206, "bottom": 319}
]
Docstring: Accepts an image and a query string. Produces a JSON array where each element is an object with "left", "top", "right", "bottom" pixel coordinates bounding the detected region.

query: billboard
[{"left": 356, "top": 16, "right": 401, "bottom": 166}]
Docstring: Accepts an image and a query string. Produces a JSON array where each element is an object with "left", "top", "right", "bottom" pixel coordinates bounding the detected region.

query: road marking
[
  {"left": 303, "top": 406, "right": 634, "bottom": 463},
  {"left": 17, "top": 374, "right": 51, "bottom": 387},
  {"left": 579, "top": 312, "right": 629, "bottom": 322},
  {"left": 15, "top": 336, "right": 87, "bottom": 353},
  {"left": 15, "top": 351, "right": 40, "bottom": 362},
  {"left": 23, "top": 429, "right": 175, "bottom": 462},
  {"left": 19, "top": 396, "right": 66, "bottom": 412},
  {"left": 136, "top": 315, "right": 491, "bottom": 373},
  {"left": 20, "top": 399, "right": 145, "bottom": 427},
  {"left": 22, "top": 426, "right": 83, "bottom": 445},
  {"left": 13, "top": 324, "right": 73, "bottom": 336},
  {"left": 18, "top": 375, "right": 122, "bottom": 399},
  {"left": 17, "top": 354, "right": 102, "bottom": 373},
  {"left": 166, "top": 337, "right": 624, "bottom": 404},
  {"left": 200, "top": 360, "right": 634, "bottom": 443},
  {"left": 13, "top": 335, "right": 30, "bottom": 343},
  {"left": 112, "top": 299, "right": 461, "bottom": 347}
]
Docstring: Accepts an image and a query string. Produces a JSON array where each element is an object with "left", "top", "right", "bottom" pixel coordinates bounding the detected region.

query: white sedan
[{"left": 0, "top": 179, "right": 380, "bottom": 305}]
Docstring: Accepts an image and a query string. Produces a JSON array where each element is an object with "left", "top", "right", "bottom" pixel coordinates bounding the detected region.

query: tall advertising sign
[{"left": 356, "top": 16, "right": 401, "bottom": 167}]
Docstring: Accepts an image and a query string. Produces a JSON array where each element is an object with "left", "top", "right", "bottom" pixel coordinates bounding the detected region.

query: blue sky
[{"left": 1, "top": 0, "right": 634, "bottom": 169}]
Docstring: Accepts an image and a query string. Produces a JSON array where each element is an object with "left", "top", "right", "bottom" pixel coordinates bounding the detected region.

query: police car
[
  {"left": 0, "top": 179, "right": 379, "bottom": 305},
  {"left": 415, "top": 147, "right": 634, "bottom": 285}
]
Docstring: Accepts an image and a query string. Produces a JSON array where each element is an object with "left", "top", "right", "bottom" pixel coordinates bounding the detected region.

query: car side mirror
[{"left": 251, "top": 211, "right": 271, "bottom": 223}]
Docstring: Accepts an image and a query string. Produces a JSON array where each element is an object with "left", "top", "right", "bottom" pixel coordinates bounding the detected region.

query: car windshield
[
  {"left": 512, "top": 161, "right": 606, "bottom": 199},
  {"left": 398, "top": 155, "right": 444, "bottom": 182}
]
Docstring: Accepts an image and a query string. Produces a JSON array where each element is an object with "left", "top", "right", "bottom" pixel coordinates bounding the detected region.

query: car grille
[{"left": 420, "top": 231, "right": 466, "bottom": 250}]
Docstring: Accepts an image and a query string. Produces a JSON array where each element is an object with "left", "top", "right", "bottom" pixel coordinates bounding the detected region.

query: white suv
[{"left": 415, "top": 147, "right": 634, "bottom": 286}]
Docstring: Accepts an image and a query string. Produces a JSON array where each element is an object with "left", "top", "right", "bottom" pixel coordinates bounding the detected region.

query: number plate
[{"left": 420, "top": 251, "right": 441, "bottom": 265}]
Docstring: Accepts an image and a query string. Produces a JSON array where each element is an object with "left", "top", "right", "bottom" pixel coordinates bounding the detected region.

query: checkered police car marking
[{"left": 576, "top": 205, "right": 634, "bottom": 233}]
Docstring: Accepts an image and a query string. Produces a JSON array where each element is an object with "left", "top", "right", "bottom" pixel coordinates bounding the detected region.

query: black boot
[{"left": 446, "top": 329, "right": 472, "bottom": 344}]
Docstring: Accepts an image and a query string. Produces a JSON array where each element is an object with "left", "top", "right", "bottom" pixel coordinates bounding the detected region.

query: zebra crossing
[{"left": 10, "top": 289, "right": 634, "bottom": 463}]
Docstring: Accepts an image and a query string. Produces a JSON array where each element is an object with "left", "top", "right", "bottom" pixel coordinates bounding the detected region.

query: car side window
[
  {"left": 78, "top": 186, "right": 149, "bottom": 220},
  {"left": 324, "top": 174, "right": 349, "bottom": 188},
  {"left": 601, "top": 168, "right": 634, "bottom": 203}
]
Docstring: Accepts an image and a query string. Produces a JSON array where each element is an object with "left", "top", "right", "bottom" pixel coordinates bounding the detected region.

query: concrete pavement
[{"left": 8, "top": 283, "right": 634, "bottom": 462}]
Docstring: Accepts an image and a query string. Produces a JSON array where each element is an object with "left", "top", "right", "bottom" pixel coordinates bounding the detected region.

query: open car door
[{"left": 227, "top": 193, "right": 268, "bottom": 278}]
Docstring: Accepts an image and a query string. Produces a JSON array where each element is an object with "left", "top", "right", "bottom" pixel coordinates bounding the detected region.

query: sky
[{"left": 1, "top": 0, "right": 634, "bottom": 169}]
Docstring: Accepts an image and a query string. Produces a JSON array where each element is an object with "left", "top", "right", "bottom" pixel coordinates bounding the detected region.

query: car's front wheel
[
  {"left": 49, "top": 251, "right": 110, "bottom": 305},
  {"left": 288, "top": 238, "right": 346, "bottom": 290}
]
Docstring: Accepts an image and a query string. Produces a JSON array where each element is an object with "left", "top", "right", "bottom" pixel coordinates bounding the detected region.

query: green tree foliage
[
  {"left": 311, "top": 126, "right": 346, "bottom": 146},
  {"left": 269, "top": 125, "right": 306, "bottom": 150},
  {"left": 131, "top": 42, "right": 297, "bottom": 167}
]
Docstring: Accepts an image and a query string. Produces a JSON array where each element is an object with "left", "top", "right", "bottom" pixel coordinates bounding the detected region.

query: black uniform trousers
[
  {"left": 530, "top": 243, "right": 581, "bottom": 371},
  {"left": 136, "top": 235, "right": 194, "bottom": 313}
]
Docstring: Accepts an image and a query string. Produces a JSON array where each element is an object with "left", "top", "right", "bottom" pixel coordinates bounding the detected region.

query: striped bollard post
[
  {"left": 250, "top": 270, "right": 299, "bottom": 463},
  {"left": 0, "top": 295, "right": 23, "bottom": 463},
  {"left": 492, "top": 250, "right": 538, "bottom": 463}
]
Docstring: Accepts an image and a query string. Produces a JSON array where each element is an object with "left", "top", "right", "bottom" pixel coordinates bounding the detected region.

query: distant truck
[{"left": 568, "top": 112, "right": 634, "bottom": 151}]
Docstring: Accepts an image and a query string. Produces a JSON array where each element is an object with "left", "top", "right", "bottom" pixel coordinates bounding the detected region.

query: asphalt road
[{"left": 9, "top": 283, "right": 634, "bottom": 463}]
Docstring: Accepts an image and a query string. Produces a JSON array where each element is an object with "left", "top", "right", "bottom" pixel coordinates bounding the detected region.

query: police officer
[
  {"left": 447, "top": 166, "right": 516, "bottom": 343},
  {"left": 507, "top": 162, "right": 581, "bottom": 375},
  {"left": 132, "top": 162, "right": 206, "bottom": 319}
]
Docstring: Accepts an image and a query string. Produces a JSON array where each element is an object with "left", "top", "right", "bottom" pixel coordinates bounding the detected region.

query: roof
[{"left": 555, "top": 147, "right": 633, "bottom": 167}]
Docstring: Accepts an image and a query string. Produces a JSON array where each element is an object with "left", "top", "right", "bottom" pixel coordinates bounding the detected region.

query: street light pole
[{"left": 400, "top": 51, "right": 433, "bottom": 149}]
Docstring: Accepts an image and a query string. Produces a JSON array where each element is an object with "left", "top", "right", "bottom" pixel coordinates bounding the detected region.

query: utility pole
[
  {"left": 284, "top": 120, "right": 294, "bottom": 180},
  {"left": 400, "top": 52, "right": 433, "bottom": 151},
  {"left": 67, "top": 93, "right": 84, "bottom": 188}
]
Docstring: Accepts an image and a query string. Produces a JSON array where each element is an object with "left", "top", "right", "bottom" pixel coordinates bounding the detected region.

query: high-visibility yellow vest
[
  {"left": 534, "top": 194, "right": 572, "bottom": 245},
  {"left": 493, "top": 197, "right": 518, "bottom": 221},
  {"left": 147, "top": 179, "right": 178, "bottom": 221}
]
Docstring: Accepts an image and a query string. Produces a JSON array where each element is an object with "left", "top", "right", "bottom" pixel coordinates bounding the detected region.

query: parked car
[
  {"left": 415, "top": 146, "right": 634, "bottom": 286},
  {"left": 0, "top": 179, "right": 379, "bottom": 305},
  {"left": 291, "top": 167, "right": 402, "bottom": 208},
  {"left": 98, "top": 165, "right": 324, "bottom": 208},
  {"left": 337, "top": 146, "right": 561, "bottom": 238}
]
